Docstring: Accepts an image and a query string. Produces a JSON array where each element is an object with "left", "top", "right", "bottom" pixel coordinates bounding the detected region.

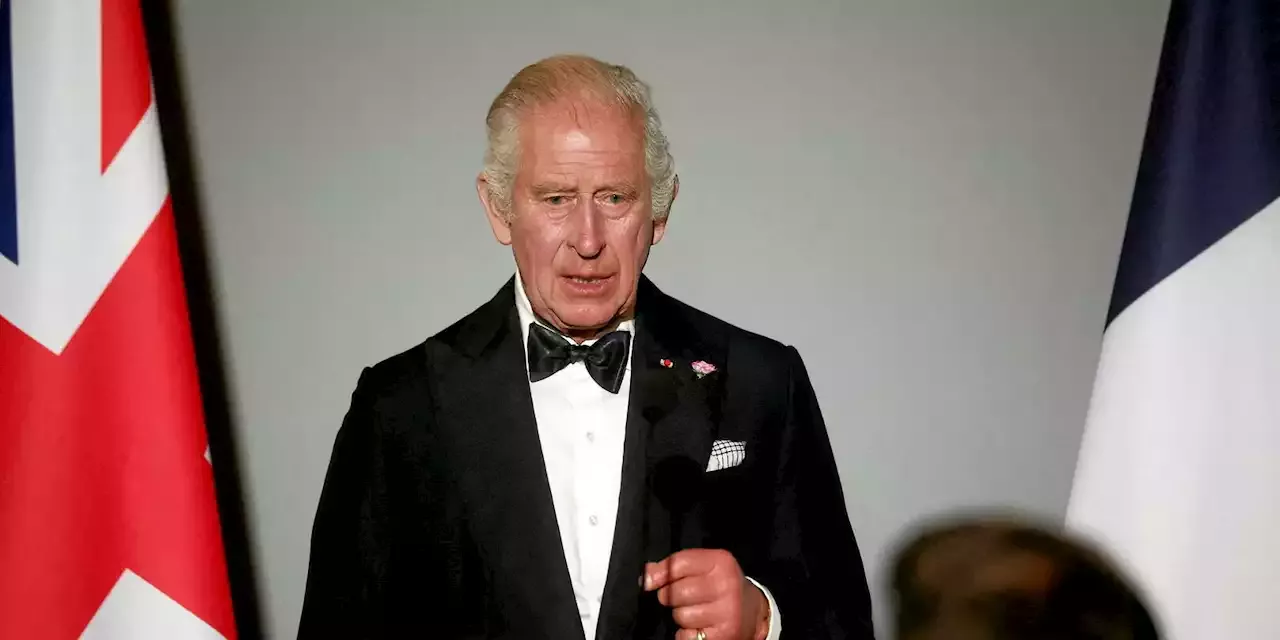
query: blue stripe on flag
[
  {"left": 1107, "top": 0, "right": 1280, "bottom": 324},
  {"left": 0, "top": 0, "right": 16, "bottom": 265}
]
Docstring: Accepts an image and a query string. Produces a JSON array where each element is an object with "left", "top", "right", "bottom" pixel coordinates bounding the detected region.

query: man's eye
[
  {"left": 546, "top": 196, "right": 567, "bottom": 205},
  {"left": 604, "top": 194, "right": 625, "bottom": 205}
]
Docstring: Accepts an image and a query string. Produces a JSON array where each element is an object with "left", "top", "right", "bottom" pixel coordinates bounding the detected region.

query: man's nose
[{"left": 567, "top": 198, "right": 604, "bottom": 259}]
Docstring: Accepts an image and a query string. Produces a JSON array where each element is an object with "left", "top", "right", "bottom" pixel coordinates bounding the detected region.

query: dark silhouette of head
[{"left": 890, "top": 516, "right": 1160, "bottom": 640}]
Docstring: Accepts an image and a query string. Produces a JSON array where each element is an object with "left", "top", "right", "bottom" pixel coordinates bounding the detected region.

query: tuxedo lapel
[
  {"left": 432, "top": 279, "right": 583, "bottom": 640},
  {"left": 635, "top": 278, "right": 727, "bottom": 561},
  {"left": 595, "top": 276, "right": 727, "bottom": 639}
]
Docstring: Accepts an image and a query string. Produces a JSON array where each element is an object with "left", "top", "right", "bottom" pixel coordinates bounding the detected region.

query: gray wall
[{"left": 171, "top": 2, "right": 1170, "bottom": 637}]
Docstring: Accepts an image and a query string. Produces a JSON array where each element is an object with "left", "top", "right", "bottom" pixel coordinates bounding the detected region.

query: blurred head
[
  {"left": 891, "top": 516, "right": 1160, "bottom": 640},
  {"left": 477, "top": 54, "right": 678, "bottom": 341}
]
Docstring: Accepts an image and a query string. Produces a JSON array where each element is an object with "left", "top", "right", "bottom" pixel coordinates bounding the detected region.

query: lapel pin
[
  {"left": 691, "top": 360, "right": 717, "bottom": 379},
  {"left": 659, "top": 358, "right": 674, "bottom": 369}
]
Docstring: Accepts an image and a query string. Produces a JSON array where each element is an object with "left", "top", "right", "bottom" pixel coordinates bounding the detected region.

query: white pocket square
[{"left": 706, "top": 439, "right": 746, "bottom": 472}]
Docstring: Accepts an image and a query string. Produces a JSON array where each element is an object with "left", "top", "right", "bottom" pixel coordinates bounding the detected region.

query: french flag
[
  {"left": 0, "top": 1, "right": 237, "bottom": 638},
  {"left": 1067, "top": 1, "right": 1279, "bottom": 638}
]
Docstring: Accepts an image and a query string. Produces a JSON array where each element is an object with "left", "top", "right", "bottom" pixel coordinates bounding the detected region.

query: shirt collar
[{"left": 514, "top": 270, "right": 635, "bottom": 348}]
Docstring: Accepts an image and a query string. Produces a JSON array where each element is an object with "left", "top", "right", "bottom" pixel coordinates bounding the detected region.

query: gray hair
[{"left": 482, "top": 54, "right": 676, "bottom": 221}]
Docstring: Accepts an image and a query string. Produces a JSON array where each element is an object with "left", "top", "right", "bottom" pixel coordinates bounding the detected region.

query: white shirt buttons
[{"left": 516, "top": 273, "right": 630, "bottom": 640}]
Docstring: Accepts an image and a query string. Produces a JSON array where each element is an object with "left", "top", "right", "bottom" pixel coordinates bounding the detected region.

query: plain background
[{"left": 171, "top": 1, "right": 1171, "bottom": 637}]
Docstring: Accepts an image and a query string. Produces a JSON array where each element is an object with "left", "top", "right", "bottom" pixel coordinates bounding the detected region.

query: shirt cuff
[{"left": 744, "top": 576, "right": 781, "bottom": 640}]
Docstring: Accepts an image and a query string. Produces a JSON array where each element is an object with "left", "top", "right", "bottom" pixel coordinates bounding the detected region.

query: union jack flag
[{"left": 0, "top": 1, "right": 237, "bottom": 637}]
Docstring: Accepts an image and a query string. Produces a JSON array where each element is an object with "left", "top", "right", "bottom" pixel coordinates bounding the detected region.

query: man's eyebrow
[
  {"left": 530, "top": 182, "right": 640, "bottom": 195},
  {"left": 531, "top": 182, "right": 574, "bottom": 194},
  {"left": 598, "top": 182, "right": 640, "bottom": 194}
]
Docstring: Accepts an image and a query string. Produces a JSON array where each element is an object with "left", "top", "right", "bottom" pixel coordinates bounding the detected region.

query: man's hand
[{"left": 643, "top": 549, "right": 770, "bottom": 640}]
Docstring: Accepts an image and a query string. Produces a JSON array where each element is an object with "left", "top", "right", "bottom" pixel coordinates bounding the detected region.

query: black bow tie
[{"left": 526, "top": 322, "right": 631, "bottom": 394}]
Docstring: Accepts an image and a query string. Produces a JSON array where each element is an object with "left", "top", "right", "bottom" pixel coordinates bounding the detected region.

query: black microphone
[
  {"left": 650, "top": 456, "right": 704, "bottom": 555},
  {"left": 642, "top": 456, "right": 704, "bottom": 636}
]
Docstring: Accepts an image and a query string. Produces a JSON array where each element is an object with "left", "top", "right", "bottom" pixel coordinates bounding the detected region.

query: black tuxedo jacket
[{"left": 298, "top": 277, "right": 875, "bottom": 639}]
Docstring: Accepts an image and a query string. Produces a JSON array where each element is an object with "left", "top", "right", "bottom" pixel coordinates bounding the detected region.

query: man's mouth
[{"left": 565, "top": 275, "right": 612, "bottom": 284}]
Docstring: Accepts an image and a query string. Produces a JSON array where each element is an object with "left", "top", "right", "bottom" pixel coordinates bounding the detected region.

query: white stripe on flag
[
  {"left": 1067, "top": 197, "right": 1280, "bottom": 640},
  {"left": 80, "top": 570, "right": 226, "bottom": 640},
  {"left": 0, "top": 1, "right": 168, "bottom": 355}
]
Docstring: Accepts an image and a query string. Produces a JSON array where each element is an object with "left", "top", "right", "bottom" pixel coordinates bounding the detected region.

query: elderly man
[{"left": 299, "top": 55, "right": 874, "bottom": 639}]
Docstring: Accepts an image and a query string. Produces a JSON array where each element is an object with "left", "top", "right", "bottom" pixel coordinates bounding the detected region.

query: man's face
[{"left": 480, "top": 100, "right": 669, "bottom": 340}]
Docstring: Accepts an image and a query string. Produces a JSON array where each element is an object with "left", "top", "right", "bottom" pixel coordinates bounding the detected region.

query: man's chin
[
  {"left": 552, "top": 307, "right": 627, "bottom": 336},
  {"left": 562, "top": 318, "right": 617, "bottom": 334}
]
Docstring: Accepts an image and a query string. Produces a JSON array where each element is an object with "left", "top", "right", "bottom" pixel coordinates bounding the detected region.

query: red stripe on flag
[
  {"left": 100, "top": 0, "right": 152, "bottom": 173},
  {"left": 0, "top": 203, "right": 237, "bottom": 638}
]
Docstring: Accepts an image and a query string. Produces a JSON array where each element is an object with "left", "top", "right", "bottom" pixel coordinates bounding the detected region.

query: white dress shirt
[{"left": 515, "top": 273, "right": 780, "bottom": 640}]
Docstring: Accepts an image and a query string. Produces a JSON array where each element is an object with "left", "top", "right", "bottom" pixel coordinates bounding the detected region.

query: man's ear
[
  {"left": 651, "top": 174, "right": 678, "bottom": 246},
  {"left": 477, "top": 173, "right": 513, "bottom": 246}
]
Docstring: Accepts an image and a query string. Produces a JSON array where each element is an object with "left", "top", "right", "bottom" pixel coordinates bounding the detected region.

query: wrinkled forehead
[
  {"left": 520, "top": 97, "right": 644, "bottom": 146},
  {"left": 514, "top": 99, "right": 648, "bottom": 184}
]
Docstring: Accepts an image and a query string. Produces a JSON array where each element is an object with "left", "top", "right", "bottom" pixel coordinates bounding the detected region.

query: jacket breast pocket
[{"left": 699, "top": 459, "right": 762, "bottom": 549}]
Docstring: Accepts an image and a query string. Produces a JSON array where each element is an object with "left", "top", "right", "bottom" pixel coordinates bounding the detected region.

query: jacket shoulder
[
  {"left": 657, "top": 288, "right": 794, "bottom": 368},
  {"left": 356, "top": 277, "right": 515, "bottom": 397},
  {"left": 349, "top": 342, "right": 431, "bottom": 411},
  {"left": 656, "top": 291, "right": 803, "bottom": 422}
]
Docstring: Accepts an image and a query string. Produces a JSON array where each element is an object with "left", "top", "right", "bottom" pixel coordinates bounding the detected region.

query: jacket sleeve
[
  {"left": 297, "top": 368, "right": 392, "bottom": 639},
  {"left": 763, "top": 347, "right": 876, "bottom": 638}
]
